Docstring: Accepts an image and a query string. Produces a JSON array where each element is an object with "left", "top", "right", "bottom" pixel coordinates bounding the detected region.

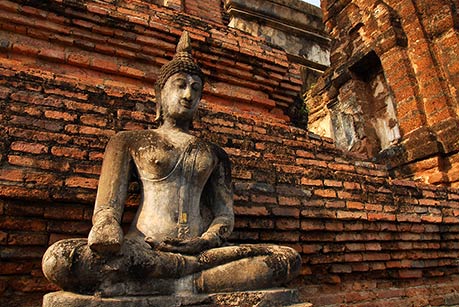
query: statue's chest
[{"left": 131, "top": 142, "right": 216, "bottom": 182}]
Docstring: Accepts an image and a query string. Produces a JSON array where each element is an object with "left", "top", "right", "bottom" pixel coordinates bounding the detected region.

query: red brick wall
[
  {"left": 184, "top": 0, "right": 224, "bottom": 24},
  {"left": 311, "top": 0, "right": 459, "bottom": 187},
  {"left": 2, "top": 1, "right": 459, "bottom": 307}
]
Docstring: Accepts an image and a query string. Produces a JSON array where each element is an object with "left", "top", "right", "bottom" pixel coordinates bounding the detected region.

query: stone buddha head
[{"left": 155, "top": 31, "right": 205, "bottom": 126}]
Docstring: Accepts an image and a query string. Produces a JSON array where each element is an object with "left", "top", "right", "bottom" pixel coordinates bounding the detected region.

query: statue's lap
[{"left": 43, "top": 238, "right": 301, "bottom": 296}]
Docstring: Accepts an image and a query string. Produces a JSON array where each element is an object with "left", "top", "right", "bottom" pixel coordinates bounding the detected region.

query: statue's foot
[{"left": 42, "top": 238, "right": 90, "bottom": 292}]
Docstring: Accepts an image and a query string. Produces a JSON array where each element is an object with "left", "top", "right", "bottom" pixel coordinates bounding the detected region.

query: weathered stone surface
[{"left": 43, "top": 289, "right": 305, "bottom": 307}]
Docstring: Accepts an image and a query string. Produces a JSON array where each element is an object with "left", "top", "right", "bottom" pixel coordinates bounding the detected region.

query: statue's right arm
[{"left": 88, "top": 132, "right": 132, "bottom": 254}]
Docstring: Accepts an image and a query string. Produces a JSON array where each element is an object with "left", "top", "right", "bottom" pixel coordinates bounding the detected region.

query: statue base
[{"left": 42, "top": 289, "right": 312, "bottom": 307}]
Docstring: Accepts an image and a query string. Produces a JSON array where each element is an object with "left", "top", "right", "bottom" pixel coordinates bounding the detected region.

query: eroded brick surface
[{"left": 308, "top": 0, "right": 459, "bottom": 188}]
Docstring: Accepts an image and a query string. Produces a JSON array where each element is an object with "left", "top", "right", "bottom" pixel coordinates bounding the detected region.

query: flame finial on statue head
[{"left": 176, "top": 30, "right": 192, "bottom": 53}]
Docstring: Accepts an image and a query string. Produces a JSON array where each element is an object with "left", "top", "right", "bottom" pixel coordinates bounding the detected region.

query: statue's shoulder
[
  {"left": 206, "top": 141, "right": 231, "bottom": 168},
  {"left": 108, "top": 130, "right": 161, "bottom": 146}
]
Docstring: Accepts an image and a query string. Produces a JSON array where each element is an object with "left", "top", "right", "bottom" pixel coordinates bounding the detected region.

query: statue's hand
[
  {"left": 88, "top": 217, "right": 123, "bottom": 254},
  {"left": 155, "top": 237, "right": 213, "bottom": 255}
]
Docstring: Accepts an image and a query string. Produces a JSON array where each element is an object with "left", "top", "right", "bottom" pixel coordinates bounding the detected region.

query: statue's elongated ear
[{"left": 155, "top": 85, "right": 162, "bottom": 123}]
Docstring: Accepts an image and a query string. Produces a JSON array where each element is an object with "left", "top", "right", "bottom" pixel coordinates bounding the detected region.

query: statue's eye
[
  {"left": 192, "top": 83, "right": 201, "bottom": 91},
  {"left": 175, "top": 79, "right": 187, "bottom": 89}
]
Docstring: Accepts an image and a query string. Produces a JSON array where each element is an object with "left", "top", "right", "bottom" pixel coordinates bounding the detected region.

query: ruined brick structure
[
  {"left": 1, "top": 1, "right": 459, "bottom": 307},
  {"left": 308, "top": 0, "right": 459, "bottom": 188}
]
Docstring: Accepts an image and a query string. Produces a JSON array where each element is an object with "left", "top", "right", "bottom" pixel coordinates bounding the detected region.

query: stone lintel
[
  {"left": 225, "top": 0, "right": 325, "bottom": 35},
  {"left": 224, "top": 0, "right": 330, "bottom": 67}
]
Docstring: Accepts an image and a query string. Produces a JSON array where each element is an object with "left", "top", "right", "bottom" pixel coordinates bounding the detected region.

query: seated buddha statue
[{"left": 42, "top": 31, "right": 301, "bottom": 297}]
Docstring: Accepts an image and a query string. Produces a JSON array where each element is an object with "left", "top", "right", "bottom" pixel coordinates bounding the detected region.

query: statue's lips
[{"left": 179, "top": 100, "right": 193, "bottom": 109}]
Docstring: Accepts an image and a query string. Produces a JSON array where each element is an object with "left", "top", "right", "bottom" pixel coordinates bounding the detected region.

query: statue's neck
[{"left": 160, "top": 118, "right": 191, "bottom": 133}]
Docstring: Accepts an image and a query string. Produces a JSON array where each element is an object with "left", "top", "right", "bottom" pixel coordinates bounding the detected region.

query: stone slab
[{"left": 43, "top": 288, "right": 307, "bottom": 307}]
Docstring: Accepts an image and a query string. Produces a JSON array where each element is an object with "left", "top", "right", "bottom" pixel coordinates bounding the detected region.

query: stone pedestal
[{"left": 43, "top": 288, "right": 311, "bottom": 307}]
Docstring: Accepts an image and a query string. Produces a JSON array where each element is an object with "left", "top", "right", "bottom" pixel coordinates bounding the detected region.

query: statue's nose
[{"left": 182, "top": 85, "right": 192, "bottom": 101}]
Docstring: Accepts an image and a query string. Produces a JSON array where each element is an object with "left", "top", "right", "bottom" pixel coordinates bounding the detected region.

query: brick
[
  {"left": 251, "top": 194, "right": 276, "bottom": 205},
  {"left": 337, "top": 210, "right": 367, "bottom": 220},
  {"left": 272, "top": 207, "right": 300, "bottom": 218},
  {"left": 8, "top": 155, "right": 71, "bottom": 172},
  {"left": 278, "top": 196, "right": 301, "bottom": 206},
  {"left": 301, "top": 208, "right": 336, "bottom": 219},
  {"left": 300, "top": 220, "right": 325, "bottom": 231},
  {"left": 343, "top": 181, "right": 361, "bottom": 190},
  {"left": 330, "top": 264, "right": 352, "bottom": 273},
  {"left": 44, "top": 206, "right": 84, "bottom": 220},
  {"left": 314, "top": 189, "right": 337, "bottom": 198},
  {"left": 7, "top": 233, "right": 48, "bottom": 245},
  {"left": 119, "top": 65, "right": 145, "bottom": 78},
  {"left": 397, "top": 214, "right": 422, "bottom": 223},
  {"left": 301, "top": 178, "right": 323, "bottom": 186},
  {"left": 4, "top": 202, "right": 44, "bottom": 217},
  {"left": 10, "top": 115, "right": 64, "bottom": 132},
  {"left": 276, "top": 218, "right": 299, "bottom": 230},
  {"left": 0, "top": 217, "right": 46, "bottom": 231},
  {"left": 9, "top": 276, "right": 55, "bottom": 292},
  {"left": 89, "top": 152, "right": 104, "bottom": 160},
  {"left": 47, "top": 220, "right": 91, "bottom": 234},
  {"left": 296, "top": 150, "right": 314, "bottom": 159},
  {"left": 0, "top": 246, "right": 46, "bottom": 261},
  {"left": 12, "top": 42, "right": 40, "bottom": 56},
  {"left": 44, "top": 110, "right": 77, "bottom": 121},
  {"left": 24, "top": 172, "right": 61, "bottom": 186},
  {"left": 325, "top": 221, "right": 344, "bottom": 231},
  {"left": 90, "top": 55, "right": 118, "bottom": 72},
  {"left": 398, "top": 269, "right": 423, "bottom": 279},
  {"left": 0, "top": 231, "right": 7, "bottom": 244},
  {"left": 65, "top": 124, "right": 115, "bottom": 137},
  {"left": 43, "top": 88, "right": 88, "bottom": 101},
  {"left": 346, "top": 243, "right": 365, "bottom": 252},
  {"left": 347, "top": 201, "right": 365, "bottom": 209},
  {"left": 0, "top": 262, "right": 36, "bottom": 275},
  {"left": 260, "top": 231, "right": 299, "bottom": 242},
  {"left": 302, "top": 244, "right": 322, "bottom": 254},
  {"left": 421, "top": 215, "right": 442, "bottom": 223},
  {"left": 73, "top": 163, "right": 102, "bottom": 175},
  {"left": 368, "top": 212, "right": 396, "bottom": 221},
  {"left": 365, "top": 203, "right": 383, "bottom": 211},
  {"left": 10, "top": 141, "right": 47, "bottom": 154},
  {"left": 233, "top": 205, "right": 269, "bottom": 216},
  {"left": 328, "top": 162, "right": 356, "bottom": 172},
  {"left": 39, "top": 46, "right": 66, "bottom": 62},
  {"left": 51, "top": 146, "right": 87, "bottom": 159},
  {"left": 324, "top": 179, "right": 343, "bottom": 187},
  {"left": 325, "top": 200, "right": 346, "bottom": 208},
  {"left": 8, "top": 127, "right": 71, "bottom": 144},
  {"left": 248, "top": 218, "right": 274, "bottom": 229},
  {"left": 0, "top": 168, "right": 25, "bottom": 182},
  {"left": 337, "top": 191, "right": 362, "bottom": 200},
  {"left": 65, "top": 176, "right": 98, "bottom": 189},
  {"left": 80, "top": 115, "right": 107, "bottom": 127}
]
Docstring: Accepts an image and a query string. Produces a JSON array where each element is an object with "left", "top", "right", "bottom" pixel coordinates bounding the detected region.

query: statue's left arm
[{"left": 200, "top": 145, "right": 234, "bottom": 246}]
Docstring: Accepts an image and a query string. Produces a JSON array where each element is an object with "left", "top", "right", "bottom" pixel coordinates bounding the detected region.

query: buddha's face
[{"left": 160, "top": 72, "right": 202, "bottom": 122}]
